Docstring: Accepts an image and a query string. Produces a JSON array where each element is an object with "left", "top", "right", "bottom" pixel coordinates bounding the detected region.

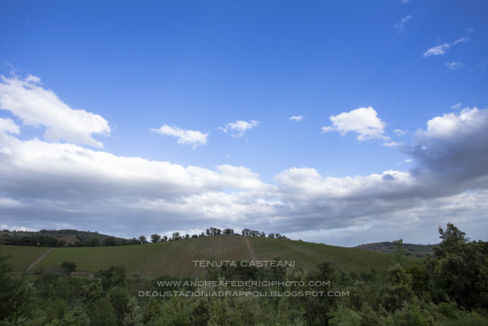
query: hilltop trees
[
  {"left": 223, "top": 228, "right": 234, "bottom": 236},
  {"left": 150, "top": 234, "right": 161, "bottom": 243},
  {"left": 241, "top": 228, "right": 264, "bottom": 237}
]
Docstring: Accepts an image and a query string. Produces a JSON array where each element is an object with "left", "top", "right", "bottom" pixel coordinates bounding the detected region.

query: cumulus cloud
[
  {"left": 1, "top": 106, "right": 488, "bottom": 244},
  {"left": 394, "top": 15, "right": 412, "bottom": 31},
  {"left": 321, "top": 107, "right": 386, "bottom": 141},
  {"left": 0, "top": 75, "right": 487, "bottom": 245},
  {"left": 0, "top": 75, "right": 110, "bottom": 147},
  {"left": 423, "top": 37, "right": 469, "bottom": 57},
  {"left": 219, "top": 120, "right": 259, "bottom": 137},
  {"left": 393, "top": 129, "right": 407, "bottom": 136},
  {"left": 0, "top": 118, "right": 20, "bottom": 135},
  {"left": 289, "top": 115, "right": 303, "bottom": 121},
  {"left": 151, "top": 124, "right": 208, "bottom": 148},
  {"left": 445, "top": 62, "right": 463, "bottom": 70}
]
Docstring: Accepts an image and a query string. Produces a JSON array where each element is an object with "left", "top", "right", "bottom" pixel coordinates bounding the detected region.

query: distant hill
[
  {"left": 0, "top": 235, "right": 422, "bottom": 278},
  {"left": 356, "top": 241, "right": 438, "bottom": 258},
  {"left": 0, "top": 229, "right": 130, "bottom": 247}
]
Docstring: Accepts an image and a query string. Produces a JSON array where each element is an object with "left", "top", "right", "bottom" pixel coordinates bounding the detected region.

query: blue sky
[{"left": 0, "top": 0, "right": 487, "bottom": 245}]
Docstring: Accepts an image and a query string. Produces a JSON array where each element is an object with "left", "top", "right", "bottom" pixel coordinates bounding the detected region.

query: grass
[
  {"left": 34, "top": 235, "right": 249, "bottom": 278},
  {"left": 1, "top": 236, "right": 422, "bottom": 278},
  {"left": 249, "top": 237, "right": 421, "bottom": 274},
  {"left": 0, "top": 245, "right": 51, "bottom": 271}
]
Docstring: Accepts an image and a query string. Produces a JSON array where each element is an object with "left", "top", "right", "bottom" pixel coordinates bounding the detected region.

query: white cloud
[
  {"left": 445, "top": 62, "right": 463, "bottom": 70},
  {"left": 219, "top": 120, "right": 259, "bottom": 137},
  {"left": 394, "top": 129, "right": 407, "bottom": 136},
  {"left": 1, "top": 74, "right": 488, "bottom": 245},
  {"left": 419, "top": 107, "right": 486, "bottom": 139},
  {"left": 321, "top": 107, "right": 386, "bottom": 141},
  {"left": 289, "top": 115, "right": 303, "bottom": 121},
  {"left": 0, "top": 224, "right": 36, "bottom": 232},
  {"left": 394, "top": 15, "right": 412, "bottom": 31},
  {"left": 423, "top": 37, "right": 469, "bottom": 57},
  {"left": 0, "top": 118, "right": 20, "bottom": 135},
  {"left": 151, "top": 124, "right": 208, "bottom": 148},
  {"left": 1, "top": 107, "right": 488, "bottom": 244},
  {"left": 450, "top": 102, "right": 462, "bottom": 110},
  {"left": 383, "top": 141, "right": 402, "bottom": 147},
  {"left": 0, "top": 75, "right": 110, "bottom": 147}
]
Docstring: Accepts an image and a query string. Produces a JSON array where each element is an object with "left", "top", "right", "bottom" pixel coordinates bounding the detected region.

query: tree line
[
  {"left": 143, "top": 227, "right": 288, "bottom": 244},
  {"left": 0, "top": 227, "right": 288, "bottom": 247}
]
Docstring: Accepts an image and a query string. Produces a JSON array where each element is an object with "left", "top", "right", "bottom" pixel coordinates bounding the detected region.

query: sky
[{"left": 0, "top": 0, "right": 487, "bottom": 246}]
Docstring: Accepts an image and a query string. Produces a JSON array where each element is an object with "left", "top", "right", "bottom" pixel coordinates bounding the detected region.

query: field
[
  {"left": 1, "top": 235, "right": 421, "bottom": 278},
  {"left": 0, "top": 245, "right": 51, "bottom": 272},
  {"left": 249, "top": 237, "right": 421, "bottom": 274}
]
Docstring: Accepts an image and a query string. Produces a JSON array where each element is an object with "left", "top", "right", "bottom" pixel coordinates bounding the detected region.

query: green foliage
[
  {"left": 151, "top": 234, "right": 161, "bottom": 243},
  {"left": 0, "top": 224, "right": 487, "bottom": 325},
  {"left": 108, "top": 286, "right": 132, "bottom": 323},
  {"left": 97, "top": 264, "right": 127, "bottom": 291},
  {"left": 392, "top": 303, "right": 436, "bottom": 326},
  {"left": 85, "top": 298, "right": 117, "bottom": 326},
  {"left": 428, "top": 224, "right": 488, "bottom": 310},
  {"left": 60, "top": 261, "right": 77, "bottom": 275},
  {"left": 330, "top": 305, "right": 361, "bottom": 326},
  {"left": 0, "top": 255, "right": 26, "bottom": 321},
  {"left": 383, "top": 264, "right": 414, "bottom": 311}
]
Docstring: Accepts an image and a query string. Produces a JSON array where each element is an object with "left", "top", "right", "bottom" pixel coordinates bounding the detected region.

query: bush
[{"left": 61, "top": 261, "right": 77, "bottom": 275}]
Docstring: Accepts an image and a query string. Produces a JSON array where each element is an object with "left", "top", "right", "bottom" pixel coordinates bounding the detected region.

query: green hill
[
  {"left": 0, "top": 235, "right": 422, "bottom": 278},
  {"left": 356, "top": 241, "right": 438, "bottom": 258},
  {"left": 0, "top": 229, "right": 129, "bottom": 247}
]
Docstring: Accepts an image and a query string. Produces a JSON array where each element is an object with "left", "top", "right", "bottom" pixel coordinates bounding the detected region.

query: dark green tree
[{"left": 150, "top": 233, "right": 161, "bottom": 243}]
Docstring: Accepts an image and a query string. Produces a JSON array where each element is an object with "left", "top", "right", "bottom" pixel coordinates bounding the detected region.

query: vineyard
[
  {"left": 1, "top": 235, "right": 421, "bottom": 277},
  {"left": 0, "top": 246, "right": 51, "bottom": 271}
]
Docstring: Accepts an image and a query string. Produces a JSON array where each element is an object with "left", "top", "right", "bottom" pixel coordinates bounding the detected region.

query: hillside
[
  {"left": 356, "top": 241, "right": 438, "bottom": 258},
  {"left": 0, "top": 235, "right": 421, "bottom": 278},
  {"left": 0, "top": 229, "right": 129, "bottom": 247}
]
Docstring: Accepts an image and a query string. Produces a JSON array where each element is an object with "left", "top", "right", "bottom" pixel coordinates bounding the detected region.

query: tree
[
  {"left": 138, "top": 235, "right": 147, "bottom": 244},
  {"left": 428, "top": 223, "right": 488, "bottom": 310},
  {"left": 392, "top": 239, "right": 406, "bottom": 264},
  {"left": 172, "top": 232, "right": 180, "bottom": 241},
  {"left": 224, "top": 228, "right": 234, "bottom": 236},
  {"left": 434, "top": 223, "right": 468, "bottom": 257},
  {"left": 162, "top": 235, "right": 168, "bottom": 242},
  {"left": 97, "top": 265, "right": 127, "bottom": 291},
  {"left": 151, "top": 234, "right": 161, "bottom": 243},
  {"left": 61, "top": 261, "right": 77, "bottom": 275}
]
